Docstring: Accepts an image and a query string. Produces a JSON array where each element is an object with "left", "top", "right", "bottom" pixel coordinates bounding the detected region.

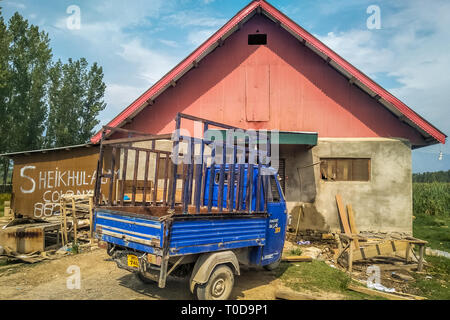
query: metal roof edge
[{"left": 0, "top": 143, "right": 97, "bottom": 158}]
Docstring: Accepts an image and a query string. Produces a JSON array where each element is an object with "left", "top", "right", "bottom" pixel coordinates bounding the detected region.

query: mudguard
[{"left": 189, "top": 251, "right": 240, "bottom": 293}]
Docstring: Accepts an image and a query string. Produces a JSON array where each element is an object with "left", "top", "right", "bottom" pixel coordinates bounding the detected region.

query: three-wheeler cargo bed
[{"left": 95, "top": 208, "right": 268, "bottom": 257}]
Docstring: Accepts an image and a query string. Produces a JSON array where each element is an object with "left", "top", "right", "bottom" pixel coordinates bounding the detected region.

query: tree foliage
[
  {"left": 0, "top": 10, "right": 106, "bottom": 153},
  {"left": 0, "top": 9, "right": 107, "bottom": 183},
  {"left": 46, "top": 59, "right": 106, "bottom": 147},
  {"left": 413, "top": 170, "right": 450, "bottom": 183}
]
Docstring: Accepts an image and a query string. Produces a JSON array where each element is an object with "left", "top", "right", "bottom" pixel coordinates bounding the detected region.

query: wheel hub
[{"left": 212, "top": 278, "right": 225, "bottom": 297}]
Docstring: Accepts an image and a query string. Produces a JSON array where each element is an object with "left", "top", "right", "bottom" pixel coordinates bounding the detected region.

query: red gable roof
[{"left": 92, "top": 0, "right": 446, "bottom": 145}]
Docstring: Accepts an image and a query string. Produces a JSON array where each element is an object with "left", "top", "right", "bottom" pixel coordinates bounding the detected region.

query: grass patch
[
  {"left": 275, "top": 260, "right": 382, "bottom": 300},
  {"left": 410, "top": 255, "right": 450, "bottom": 300},
  {"left": 413, "top": 214, "right": 450, "bottom": 252},
  {"left": 288, "top": 248, "right": 303, "bottom": 256}
]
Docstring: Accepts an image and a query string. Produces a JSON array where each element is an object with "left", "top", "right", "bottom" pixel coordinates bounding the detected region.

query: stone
[
  {"left": 302, "top": 247, "right": 322, "bottom": 259},
  {"left": 391, "top": 272, "right": 414, "bottom": 282}
]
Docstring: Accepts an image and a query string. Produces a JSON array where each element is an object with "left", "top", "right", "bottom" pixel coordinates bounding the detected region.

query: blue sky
[{"left": 1, "top": 0, "right": 449, "bottom": 172}]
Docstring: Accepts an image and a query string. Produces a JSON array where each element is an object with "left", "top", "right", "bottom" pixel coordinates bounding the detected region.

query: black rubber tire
[
  {"left": 196, "top": 265, "right": 234, "bottom": 300},
  {"left": 136, "top": 272, "right": 156, "bottom": 285},
  {"left": 263, "top": 259, "right": 281, "bottom": 271}
]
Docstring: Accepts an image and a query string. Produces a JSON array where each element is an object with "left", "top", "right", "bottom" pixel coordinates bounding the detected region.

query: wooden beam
[
  {"left": 352, "top": 240, "right": 409, "bottom": 261},
  {"left": 346, "top": 204, "right": 360, "bottom": 249},
  {"left": 336, "top": 195, "right": 351, "bottom": 235},
  {"left": 102, "top": 134, "right": 173, "bottom": 146},
  {"left": 275, "top": 288, "right": 317, "bottom": 300},
  {"left": 347, "top": 284, "right": 413, "bottom": 300},
  {"left": 281, "top": 256, "right": 313, "bottom": 262}
]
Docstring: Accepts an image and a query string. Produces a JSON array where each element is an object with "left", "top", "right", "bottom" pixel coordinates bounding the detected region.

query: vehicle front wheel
[
  {"left": 263, "top": 259, "right": 281, "bottom": 271},
  {"left": 196, "top": 265, "right": 234, "bottom": 300}
]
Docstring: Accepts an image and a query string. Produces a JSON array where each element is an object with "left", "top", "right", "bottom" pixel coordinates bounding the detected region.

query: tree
[
  {"left": 7, "top": 13, "right": 52, "bottom": 151},
  {"left": 46, "top": 58, "right": 106, "bottom": 147},
  {"left": 0, "top": 9, "right": 107, "bottom": 184},
  {"left": 0, "top": 6, "right": 11, "bottom": 185},
  {"left": 79, "top": 62, "right": 106, "bottom": 143}
]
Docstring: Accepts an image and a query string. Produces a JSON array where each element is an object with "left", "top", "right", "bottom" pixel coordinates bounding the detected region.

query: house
[{"left": 89, "top": 0, "right": 443, "bottom": 233}]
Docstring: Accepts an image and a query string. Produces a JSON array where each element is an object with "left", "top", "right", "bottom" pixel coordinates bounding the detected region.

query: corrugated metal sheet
[
  {"left": 169, "top": 217, "right": 267, "bottom": 255},
  {"left": 95, "top": 210, "right": 163, "bottom": 247}
]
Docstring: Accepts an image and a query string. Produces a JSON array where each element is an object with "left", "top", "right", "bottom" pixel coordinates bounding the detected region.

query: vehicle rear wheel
[
  {"left": 263, "top": 259, "right": 281, "bottom": 271},
  {"left": 196, "top": 265, "right": 234, "bottom": 300}
]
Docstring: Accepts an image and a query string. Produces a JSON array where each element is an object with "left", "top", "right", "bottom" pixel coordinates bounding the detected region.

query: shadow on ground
[{"left": 116, "top": 264, "right": 285, "bottom": 300}]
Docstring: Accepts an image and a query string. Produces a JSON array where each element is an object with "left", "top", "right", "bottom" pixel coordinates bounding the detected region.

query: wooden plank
[
  {"left": 71, "top": 198, "right": 78, "bottom": 245},
  {"left": 275, "top": 288, "right": 317, "bottom": 300},
  {"left": 353, "top": 240, "right": 409, "bottom": 261},
  {"left": 88, "top": 196, "right": 94, "bottom": 242},
  {"left": 347, "top": 284, "right": 413, "bottom": 300},
  {"left": 336, "top": 195, "right": 351, "bottom": 235},
  {"left": 101, "top": 134, "right": 172, "bottom": 146},
  {"left": 281, "top": 256, "right": 313, "bottom": 262},
  {"left": 346, "top": 204, "right": 360, "bottom": 249}
]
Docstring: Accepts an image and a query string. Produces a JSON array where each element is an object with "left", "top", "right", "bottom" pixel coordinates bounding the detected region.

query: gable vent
[{"left": 248, "top": 34, "right": 267, "bottom": 45}]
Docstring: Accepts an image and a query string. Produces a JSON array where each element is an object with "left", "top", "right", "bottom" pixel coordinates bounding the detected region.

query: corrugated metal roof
[
  {"left": 0, "top": 143, "right": 95, "bottom": 158},
  {"left": 91, "top": 0, "right": 446, "bottom": 146}
]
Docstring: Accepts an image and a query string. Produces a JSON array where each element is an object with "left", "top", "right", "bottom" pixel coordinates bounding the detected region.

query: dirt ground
[{"left": 0, "top": 248, "right": 285, "bottom": 300}]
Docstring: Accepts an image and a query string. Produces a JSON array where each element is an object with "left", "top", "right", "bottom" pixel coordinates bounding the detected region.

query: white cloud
[
  {"left": 3, "top": 1, "right": 26, "bottom": 9},
  {"left": 164, "top": 11, "right": 226, "bottom": 28},
  {"left": 317, "top": 0, "right": 450, "bottom": 149},
  {"left": 117, "top": 38, "right": 179, "bottom": 84},
  {"left": 102, "top": 83, "right": 149, "bottom": 123},
  {"left": 187, "top": 28, "right": 216, "bottom": 46},
  {"left": 159, "top": 39, "right": 179, "bottom": 48}
]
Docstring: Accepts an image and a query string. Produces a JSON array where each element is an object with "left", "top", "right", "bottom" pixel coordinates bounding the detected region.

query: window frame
[{"left": 320, "top": 158, "right": 371, "bottom": 182}]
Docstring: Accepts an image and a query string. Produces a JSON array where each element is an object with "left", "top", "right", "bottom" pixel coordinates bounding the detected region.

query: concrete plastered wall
[{"left": 281, "top": 138, "right": 413, "bottom": 234}]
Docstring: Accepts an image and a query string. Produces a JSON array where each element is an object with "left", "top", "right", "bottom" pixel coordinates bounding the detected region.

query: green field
[
  {"left": 413, "top": 182, "right": 450, "bottom": 251},
  {"left": 411, "top": 182, "right": 450, "bottom": 299}
]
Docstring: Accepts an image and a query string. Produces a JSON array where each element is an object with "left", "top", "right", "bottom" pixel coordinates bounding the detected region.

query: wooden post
[
  {"left": 60, "top": 200, "right": 66, "bottom": 247},
  {"left": 62, "top": 200, "right": 68, "bottom": 245},
  {"left": 418, "top": 245, "right": 425, "bottom": 272},
  {"left": 348, "top": 240, "right": 354, "bottom": 274},
  {"left": 72, "top": 198, "right": 78, "bottom": 245},
  {"left": 405, "top": 242, "right": 411, "bottom": 264},
  {"left": 89, "top": 196, "right": 94, "bottom": 244}
]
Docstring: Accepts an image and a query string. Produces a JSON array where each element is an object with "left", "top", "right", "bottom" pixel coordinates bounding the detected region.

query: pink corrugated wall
[{"left": 120, "top": 14, "right": 425, "bottom": 145}]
